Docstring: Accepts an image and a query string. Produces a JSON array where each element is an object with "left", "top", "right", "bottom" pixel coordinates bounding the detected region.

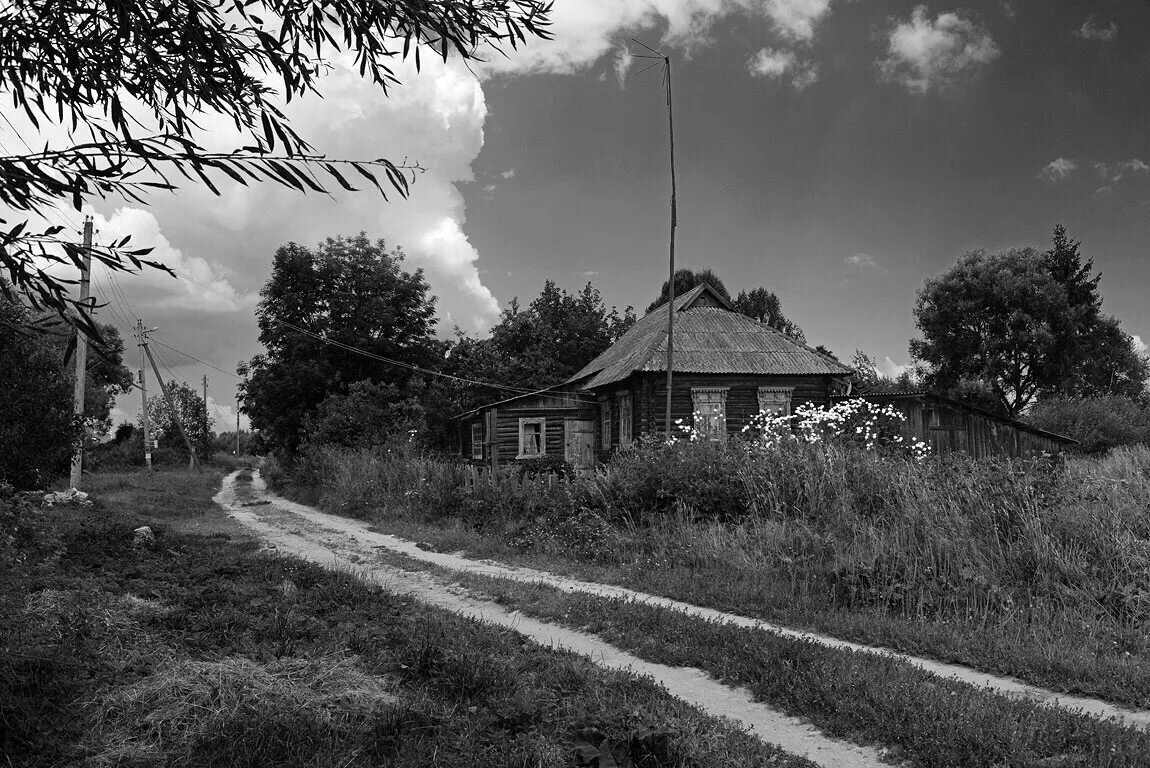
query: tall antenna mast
[{"left": 633, "top": 40, "right": 678, "bottom": 437}]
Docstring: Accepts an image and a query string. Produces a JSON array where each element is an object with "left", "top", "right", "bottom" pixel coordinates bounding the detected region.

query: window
[
  {"left": 600, "top": 400, "right": 612, "bottom": 450},
  {"left": 757, "top": 387, "right": 794, "bottom": 417},
  {"left": 617, "top": 393, "right": 633, "bottom": 446},
  {"left": 470, "top": 422, "right": 483, "bottom": 460},
  {"left": 518, "top": 417, "right": 546, "bottom": 458},
  {"left": 691, "top": 387, "right": 729, "bottom": 443}
]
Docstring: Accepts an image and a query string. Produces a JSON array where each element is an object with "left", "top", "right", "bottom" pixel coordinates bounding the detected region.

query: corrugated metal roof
[{"left": 568, "top": 284, "right": 852, "bottom": 390}]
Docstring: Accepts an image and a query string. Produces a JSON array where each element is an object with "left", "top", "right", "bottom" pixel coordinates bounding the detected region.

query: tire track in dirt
[
  {"left": 244, "top": 470, "right": 1150, "bottom": 732},
  {"left": 215, "top": 471, "right": 890, "bottom": 768}
]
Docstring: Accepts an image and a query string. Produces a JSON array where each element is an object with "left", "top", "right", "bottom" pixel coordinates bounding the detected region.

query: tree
[
  {"left": 645, "top": 268, "right": 805, "bottom": 341},
  {"left": 911, "top": 248, "right": 1067, "bottom": 416},
  {"left": 303, "top": 380, "right": 426, "bottom": 450},
  {"left": 45, "top": 319, "right": 134, "bottom": 437},
  {"left": 447, "top": 280, "right": 636, "bottom": 407},
  {"left": 0, "top": 0, "right": 551, "bottom": 335},
  {"left": 245, "top": 233, "right": 447, "bottom": 455},
  {"left": 1040, "top": 226, "right": 1147, "bottom": 399},
  {"left": 646, "top": 268, "right": 731, "bottom": 312},
  {"left": 0, "top": 296, "right": 83, "bottom": 488},
  {"left": 143, "top": 381, "right": 213, "bottom": 458},
  {"left": 911, "top": 229, "right": 1148, "bottom": 416},
  {"left": 732, "top": 287, "right": 805, "bottom": 342}
]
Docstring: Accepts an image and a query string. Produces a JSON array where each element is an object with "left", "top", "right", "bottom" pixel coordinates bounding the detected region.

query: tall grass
[{"left": 281, "top": 440, "right": 1150, "bottom": 686}]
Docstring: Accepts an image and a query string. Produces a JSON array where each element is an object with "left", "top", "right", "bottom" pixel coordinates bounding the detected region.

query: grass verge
[
  {"left": 266, "top": 442, "right": 1150, "bottom": 710},
  {"left": 378, "top": 556, "right": 1150, "bottom": 768},
  {"left": 1, "top": 469, "right": 814, "bottom": 768}
]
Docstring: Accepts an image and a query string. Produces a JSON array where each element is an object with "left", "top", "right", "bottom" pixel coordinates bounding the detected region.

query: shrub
[
  {"left": 514, "top": 454, "right": 573, "bottom": 479},
  {"left": 1027, "top": 396, "right": 1150, "bottom": 453}
]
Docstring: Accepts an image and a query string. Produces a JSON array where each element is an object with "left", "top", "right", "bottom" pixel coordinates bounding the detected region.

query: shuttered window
[{"left": 691, "top": 387, "right": 729, "bottom": 444}]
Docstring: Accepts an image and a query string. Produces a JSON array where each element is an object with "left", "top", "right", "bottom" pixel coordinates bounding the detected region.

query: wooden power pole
[
  {"left": 235, "top": 394, "right": 241, "bottom": 456},
  {"left": 136, "top": 319, "right": 152, "bottom": 471},
  {"left": 202, "top": 374, "right": 209, "bottom": 453},
  {"left": 662, "top": 55, "right": 677, "bottom": 439},
  {"left": 139, "top": 328, "right": 201, "bottom": 472},
  {"left": 69, "top": 217, "right": 94, "bottom": 489},
  {"left": 633, "top": 41, "right": 679, "bottom": 437}
]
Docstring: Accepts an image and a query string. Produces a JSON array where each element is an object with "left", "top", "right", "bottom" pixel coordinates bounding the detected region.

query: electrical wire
[
  {"left": 160, "top": 261, "right": 591, "bottom": 401},
  {"left": 150, "top": 337, "right": 242, "bottom": 379}
]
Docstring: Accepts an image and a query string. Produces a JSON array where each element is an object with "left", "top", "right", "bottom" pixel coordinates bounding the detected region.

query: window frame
[
  {"left": 757, "top": 386, "right": 795, "bottom": 417},
  {"left": 690, "top": 387, "right": 729, "bottom": 444},
  {"left": 517, "top": 417, "right": 546, "bottom": 458},
  {"left": 600, "top": 399, "right": 612, "bottom": 450},
  {"left": 470, "top": 422, "right": 483, "bottom": 460},
  {"left": 617, "top": 391, "right": 633, "bottom": 447}
]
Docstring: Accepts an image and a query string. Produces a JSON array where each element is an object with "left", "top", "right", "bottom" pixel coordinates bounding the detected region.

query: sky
[{"left": 8, "top": 0, "right": 1150, "bottom": 430}]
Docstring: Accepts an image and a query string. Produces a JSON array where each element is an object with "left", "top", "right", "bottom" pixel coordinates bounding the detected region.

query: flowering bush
[{"left": 742, "top": 399, "right": 930, "bottom": 459}]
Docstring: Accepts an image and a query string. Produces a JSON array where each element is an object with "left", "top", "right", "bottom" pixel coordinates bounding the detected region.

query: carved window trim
[{"left": 757, "top": 386, "right": 795, "bottom": 417}]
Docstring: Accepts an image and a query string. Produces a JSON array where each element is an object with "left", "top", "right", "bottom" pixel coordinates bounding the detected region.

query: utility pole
[
  {"left": 202, "top": 374, "right": 209, "bottom": 455},
  {"left": 662, "top": 55, "right": 677, "bottom": 439},
  {"left": 69, "top": 217, "right": 94, "bottom": 489},
  {"left": 142, "top": 342, "right": 201, "bottom": 472},
  {"left": 137, "top": 319, "right": 152, "bottom": 471},
  {"left": 632, "top": 40, "right": 679, "bottom": 437},
  {"left": 235, "top": 394, "right": 242, "bottom": 456}
]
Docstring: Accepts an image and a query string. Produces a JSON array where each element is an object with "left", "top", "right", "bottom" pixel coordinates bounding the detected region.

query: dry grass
[{"left": 83, "top": 655, "right": 400, "bottom": 767}]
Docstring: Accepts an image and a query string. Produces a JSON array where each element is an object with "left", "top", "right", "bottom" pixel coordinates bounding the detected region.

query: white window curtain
[{"left": 518, "top": 417, "right": 545, "bottom": 457}]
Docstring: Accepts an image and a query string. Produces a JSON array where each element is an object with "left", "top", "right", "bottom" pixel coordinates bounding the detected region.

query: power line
[{"left": 150, "top": 337, "right": 242, "bottom": 379}]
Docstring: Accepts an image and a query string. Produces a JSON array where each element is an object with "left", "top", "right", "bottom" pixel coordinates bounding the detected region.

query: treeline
[{"left": 241, "top": 234, "right": 808, "bottom": 459}]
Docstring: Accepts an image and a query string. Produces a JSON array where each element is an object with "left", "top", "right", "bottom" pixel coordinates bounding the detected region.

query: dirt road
[{"left": 215, "top": 470, "right": 892, "bottom": 768}]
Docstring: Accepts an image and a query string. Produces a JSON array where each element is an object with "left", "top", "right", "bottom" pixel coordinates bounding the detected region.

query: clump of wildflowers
[
  {"left": 667, "top": 411, "right": 711, "bottom": 444},
  {"left": 742, "top": 398, "right": 930, "bottom": 459}
]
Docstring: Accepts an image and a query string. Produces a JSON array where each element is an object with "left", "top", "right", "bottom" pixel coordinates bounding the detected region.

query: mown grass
[
  {"left": 0, "top": 469, "right": 813, "bottom": 768},
  {"left": 403, "top": 563, "right": 1150, "bottom": 768},
  {"left": 271, "top": 441, "right": 1150, "bottom": 709}
]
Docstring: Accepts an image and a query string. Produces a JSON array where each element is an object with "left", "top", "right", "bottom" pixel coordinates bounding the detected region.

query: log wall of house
[
  {"left": 492, "top": 404, "right": 598, "bottom": 466},
  {"left": 631, "top": 373, "right": 836, "bottom": 438}
]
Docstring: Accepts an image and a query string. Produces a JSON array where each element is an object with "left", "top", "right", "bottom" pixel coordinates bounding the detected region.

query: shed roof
[{"left": 568, "top": 283, "right": 852, "bottom": 390}]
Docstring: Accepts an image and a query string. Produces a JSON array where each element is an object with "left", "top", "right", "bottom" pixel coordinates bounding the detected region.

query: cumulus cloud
[
  {"left": 613, "top": 45, "right": 635, "bottom": 88},
  {"left": 879, "top": 6, "right": 1000, "bottom": 93},
  {"left": 1037, "top": 157, "right": 1078, "bottom": 182},
  {"left": 763, "top": 0, "right": 834, "bottom": 42},
  {"left": 81, "top": 207, "right": 258, "bottom": 315},
  {"left": 1074, "top": 16, "right": 1118, "bottom": 42},
  {"left": 480, "top": 1, "right": 837, "bottom": 76},
  {"left": 1094, "top": 159, "right": 1150, "bottom": 183},
  {"left": 845, "top": 252, "right": 879, "bottom": 269},
  {"left": 878, "top": 356, "right": 910, "bottom": 380},
  {"left": 747, "top": 48, "right": 820, "bottom": 89}
]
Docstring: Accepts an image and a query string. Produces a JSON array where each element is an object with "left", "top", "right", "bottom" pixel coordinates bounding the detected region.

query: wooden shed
[
  {"left": 831, "top": 392, "right": 1078, "bottom": 458},
  {"left": 460, "top": 283, "right": 854, "bottom": 470}
]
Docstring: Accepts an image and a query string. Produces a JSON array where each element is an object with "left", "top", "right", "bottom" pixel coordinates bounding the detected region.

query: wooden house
[
  {"left": 459, "top": 283, "right": 854, "bottom": 470},
  {"left": 832, "top": 392, "right": 1077, "bottom": 458}
]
